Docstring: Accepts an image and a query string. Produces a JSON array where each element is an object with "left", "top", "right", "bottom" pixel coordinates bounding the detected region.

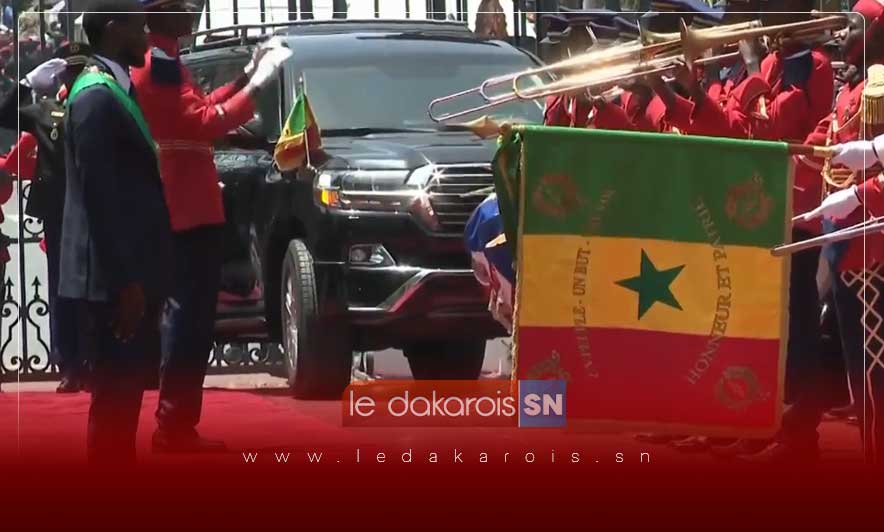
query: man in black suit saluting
[{"left": 61, "top": 0, "right": 172, "bottom": 466}]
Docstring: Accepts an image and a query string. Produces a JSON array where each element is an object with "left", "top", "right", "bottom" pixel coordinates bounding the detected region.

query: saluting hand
[
  {"left": 244, "top": 36, "right": 287, "bottom": 78},
  {"left": 113, "top": 283, "right": 145, "bottom": 342},
  {"left": 245, "top": 44, "right": 294, "bottom": 94},
  {"left": 831, "top": 139, "right": 882, "bottom": 171},
  {"left": 23, "top": 58, "right": 66, "bottom": 96}
]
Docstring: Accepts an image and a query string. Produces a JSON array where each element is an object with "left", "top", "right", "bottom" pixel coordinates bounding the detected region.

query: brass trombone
[
  {"left": 478, "top": 38, "right": 643, "bottom": 101},
  {"left": 427, "top": 16, "right": 848, "bottom": 123},
  {"left": 512, "top": 51, "right": 741, "bottom": 102},
  {"left": 639, "top": 20, "right": 762, "bottom": 46},
  {"left": 428, "top": 72, "right": 523, "bottom": 123},
  {"left": 679, "top": 15, "right": 848, "bottom": 68}
]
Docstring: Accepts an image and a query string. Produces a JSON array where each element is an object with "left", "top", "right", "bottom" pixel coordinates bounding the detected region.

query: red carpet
[
  {"left": 0, "top": 388, "right": 865, "bottom": 470},
  {"left": 2, "top": 389, "right": 880, "bottom": 531}
]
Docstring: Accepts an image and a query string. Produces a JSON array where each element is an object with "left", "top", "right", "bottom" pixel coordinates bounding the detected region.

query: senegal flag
[
  {"left": 274, "top": 86, "right": 321, "bottom": 171},
  {"left": 501, "top": 126, "right": 791, "bottom": 437}
]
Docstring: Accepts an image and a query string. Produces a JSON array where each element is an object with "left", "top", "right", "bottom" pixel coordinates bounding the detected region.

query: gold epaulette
[{"left": 863, "top": 64, "right": 884, "bottom": 128}]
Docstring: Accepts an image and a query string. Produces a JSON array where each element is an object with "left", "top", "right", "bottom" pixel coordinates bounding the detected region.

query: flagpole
[
  {"left": 772, "top": 217, "right": 884, "bottom": 256},
  {"left": 299, "top": 74, "right": 313, "bottom": 171}
]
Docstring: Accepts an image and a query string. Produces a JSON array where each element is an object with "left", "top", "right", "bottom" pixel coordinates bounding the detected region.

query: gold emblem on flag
[
  {"left": 725, "top": 174, "right": 773, "bottom": 230},
  {"left": 714, "top": 366, "right": 764, "bottom": 411},
  {"left": 532, "top": 174, "right": 582, "bottom": 220}
]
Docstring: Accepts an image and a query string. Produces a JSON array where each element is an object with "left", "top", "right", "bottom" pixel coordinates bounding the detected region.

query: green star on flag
[{"left": 615, "top": 250, "right": 685, "bottom": 320}]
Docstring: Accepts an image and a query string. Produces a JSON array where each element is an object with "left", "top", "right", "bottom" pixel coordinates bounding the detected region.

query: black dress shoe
[
  {"left": 671, "top": 436, "right": 712, "bottom": 453},
  {"left": 671, "top": 436, "right": 739, "bottom": 453},
  {"left": 152, "top": 429, "right": 228, "bottom": 454},
  {"left": 56, "top": 377, "right": 81, "bottom": 394},
  {"left": 739, "top": 442, "right": 820, "bottom": 465},
  {"left": 710, "top": 438, "right": 773, "bottom": 459},
  {"left": 635, "top": 433, "right": 689, "bottom": 445},
  {"left": 824, "top": 403, "right": 857, "bottom": 421}
]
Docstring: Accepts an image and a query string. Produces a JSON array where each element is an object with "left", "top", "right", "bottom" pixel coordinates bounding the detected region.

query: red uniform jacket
[
  {"left": 687, "top": 49, "right": 833, "bottom": 142},
  {"left": 543, "top": 95, "right": 591, "bottom": 127},
  {"left": 595, "top": 92, "right": 668, "bottom": 133},
  {"left": 0, "top": 132, "right": 37, "bottom": 262},
  {"left": 544, "top": 92, "right": 666, "bottom": 133},
  {"left": 131, "top": 34, "right": 256, "bottom": 232},
  {"left": 799, "top": 78, "right": 884, "bottom": 271},
  {"left": 666, "top": 62, "right": 748, "bottom": 137}
]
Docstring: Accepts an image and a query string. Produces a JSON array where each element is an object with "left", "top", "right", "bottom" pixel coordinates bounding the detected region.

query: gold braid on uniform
[
  {"left": 826, "top": 65, "right": 884, "bottom": 198},
  {"left": 822, "top": 111, "right": 860, "bottom": 195}
]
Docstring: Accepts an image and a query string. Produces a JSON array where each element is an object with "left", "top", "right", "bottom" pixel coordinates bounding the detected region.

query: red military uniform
[
  {"left": 665, "top": 60, "right": 749, "bottom": 137},
  {"left": 672, "top": 48, "right": 833, "bottom": 141},
  {"left": 130, "top": 33, "right": 256, "bottom": 232},
  {"left": 595, "top": 92, "right": 668, "bottom": 133},
  {"left": 543, "top": 94, "right": 591, "bottom": 128},
  {"left": 543, "top": 91, "right": 668, "bottom": 133},
  {"left": 800, "top": 75, "right": 884, "bottom": 270}
]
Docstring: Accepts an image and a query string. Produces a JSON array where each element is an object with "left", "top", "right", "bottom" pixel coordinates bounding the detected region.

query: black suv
[{"left": 182, "top": 19, "right": 542, "bottom": 398}]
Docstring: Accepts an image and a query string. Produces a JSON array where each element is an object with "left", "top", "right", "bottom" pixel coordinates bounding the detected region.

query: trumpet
[{"left": 680, "top": 15, "right": 848, "bottom": 68}]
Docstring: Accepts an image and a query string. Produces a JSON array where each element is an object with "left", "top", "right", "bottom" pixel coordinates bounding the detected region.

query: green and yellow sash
[{"left": 67, "top": 69, "right": 157, "bottom": 154}]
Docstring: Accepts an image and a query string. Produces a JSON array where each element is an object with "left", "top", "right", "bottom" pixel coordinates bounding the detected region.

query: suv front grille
[{"left": 424, "top": 163, "right": 494, "bottom": 234}]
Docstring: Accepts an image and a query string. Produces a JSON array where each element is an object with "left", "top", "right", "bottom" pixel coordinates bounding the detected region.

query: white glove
[
  {"left": 245, "top": 46, "right": 293, "bottom": 92},
  {"left": 802, "top": 185, "right": 862, "bottom": 221},
  {"left": 831, "top": 140, "right": 878, "bottom": 171},
  {"left": 243, "top": 36, "right": 287, "bottom": 77},
  {"left": 23, "top": 58, "right": 66, "bottom": 95}
]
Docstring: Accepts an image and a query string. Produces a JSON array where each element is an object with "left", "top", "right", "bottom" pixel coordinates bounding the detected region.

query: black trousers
[
  {"left": 778, "top": 236, "right": 825, "bottom": 448},
  {"left": 156, "top": 226, "right": 223, "bottom": 435},
  {"left": 832, "top": 265, "right": 884, "bottom": 464},
  {"left": 45, "top": 213, "right": 84, "bottom": 382},
  {"left": 86, "top": 302, "right": 160, "bottom": 466}
]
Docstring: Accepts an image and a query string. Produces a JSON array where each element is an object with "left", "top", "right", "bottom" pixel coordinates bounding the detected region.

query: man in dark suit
[{"left": 61, "top": 0, "right": 172, "bottom": 466}]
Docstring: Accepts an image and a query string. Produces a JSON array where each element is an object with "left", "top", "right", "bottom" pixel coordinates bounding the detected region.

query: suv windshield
[{"left": 292, "top": 43, "right": 544, "bottom": 131}]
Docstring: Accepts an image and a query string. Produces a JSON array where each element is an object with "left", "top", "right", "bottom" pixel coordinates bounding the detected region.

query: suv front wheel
[
  {"left": 403, "top": 340, "right": 486, "bottom": 380},
  {"left": 281, "top": 239, "right": 352, "bottom": 398}
]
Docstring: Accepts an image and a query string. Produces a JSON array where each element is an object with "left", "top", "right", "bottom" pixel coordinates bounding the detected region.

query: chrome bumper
[{"left": 347, "top": 267, "right": 476, "bottom": 314}]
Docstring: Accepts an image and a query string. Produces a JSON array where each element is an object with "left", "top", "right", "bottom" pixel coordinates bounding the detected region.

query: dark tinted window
[{"left": 289, "top": 41, "right": 544, "bottom": 130}]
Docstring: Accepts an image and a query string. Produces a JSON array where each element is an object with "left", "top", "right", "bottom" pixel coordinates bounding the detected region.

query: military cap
[
  {"left": 542, "top": 13, "right": 571, "bottom": 35},
  {"left": 53, "top": 41, "right": 92, "bottom": 66},
  {"left": 614, "top": 16, "right": 641, "bottom": 40},
  {"left": 589, "top": 22, "right": 623, "bottom": 43},
  {"left": 640, "top": 11, "right": 694, "bottom": 33}
]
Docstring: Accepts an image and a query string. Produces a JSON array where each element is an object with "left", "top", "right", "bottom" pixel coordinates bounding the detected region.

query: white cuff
[{"left": 874, "top": 134, "right": 884, "bottom": 167}]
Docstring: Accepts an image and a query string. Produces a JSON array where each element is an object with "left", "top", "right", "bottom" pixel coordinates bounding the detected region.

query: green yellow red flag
[
  {"left": 500, "top": 126, "right": 792, "bottom": 436},
  {"left": 273, "top": 85, "right": 321, "bottom": 171}
]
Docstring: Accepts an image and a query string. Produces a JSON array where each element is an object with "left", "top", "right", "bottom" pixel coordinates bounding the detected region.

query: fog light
[
  {"left": 349, "top": 244, "right": 395, "bottom": 267},
  {"left": 320, "top": 189, "right": 341, "bottom": 207}
]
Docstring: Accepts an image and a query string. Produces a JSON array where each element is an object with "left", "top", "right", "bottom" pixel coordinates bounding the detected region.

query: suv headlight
[{"left": 314, "top": 169, "right": 421, "bottom": 212}]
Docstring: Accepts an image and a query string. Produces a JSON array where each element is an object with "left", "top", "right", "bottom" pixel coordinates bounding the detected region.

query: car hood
[{"left": 321, "top": 131, "right": 497, "bottom": 171}]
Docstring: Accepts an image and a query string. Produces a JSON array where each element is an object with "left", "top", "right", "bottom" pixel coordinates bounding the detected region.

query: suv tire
[
  {"left": 403, "top": 340, "right": 486, "bottom": 380},
  {"left": 281, "top": 239, "right": 352, "bottom": 398}
]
